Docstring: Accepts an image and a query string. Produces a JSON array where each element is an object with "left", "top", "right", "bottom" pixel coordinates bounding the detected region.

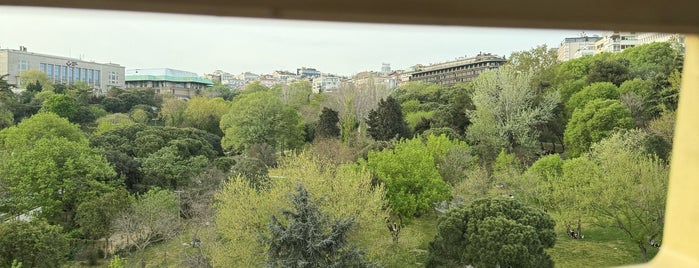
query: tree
[
  {"left": 220, "top": 90, "right": 304, "bottom": 153},
  {"left": 113, "top": 188, "right": 180, "bottom": 253},
  {"left": 76, "top": 189, "right": 131, "bottom": 240},
  {"left": 587, "top": 57, "right": 631, "bottom": 86},
  {"left": 263, "top": 185, "right": 376, "bottom": 267},
  {"left": 210, "top": 154, "right": 389, "bottom": 267},
  {"left": 139, "top": 145, "right": 209, "bottom": 189},
  {"left": 18, "top": 70, "right": 53, "bottom": 92},
  {"left": 0, "top": 220, "right": 69, "bottom": 268},
  {"left": 557, "top": 131, "right": 669, "bottom": 261},
  {"left": 427, "top": 197, "right": 556, "bottom": 268},
  {"left": 315, "top": 107, "right": 340, "bottom": 139},
  {"left": 565, "top": 82, "right": 619, "bottom": 115},
  {"left": 94, "top": 113, "right": 135, "bottom": 135},
  {"left": 0, "top": 112, "right": 85, "bottom": 151},
  {"left": 508, "top": 44, "right": 559, "bottom": 89},
  {"left": 183, "top": 96, "right": 230, "bottom": 136},
  {"left": 467, "top": 65, "right": 559, "bottom": 161},
  {"left": 229, "top": 156, "right": 270, "bottom": 190},
  {"left": 366, "top": 96, "right": 410, "bottom": 141},
  {"left": 364, "top": 137, "right": 451, "bottom": 222},
  {"left": 563, "top": 99, "right": 634, "bottom": 157},
  {"left": 40, "top": 93, "right": 78, "bottom": 121},
  {"left": 0, "top": 137, "right": 116, "bottom": 227}
]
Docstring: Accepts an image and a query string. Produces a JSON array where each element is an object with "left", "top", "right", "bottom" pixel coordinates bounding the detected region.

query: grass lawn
[{"left": 548, "top": 224, "right": 659, "bottom": 267}]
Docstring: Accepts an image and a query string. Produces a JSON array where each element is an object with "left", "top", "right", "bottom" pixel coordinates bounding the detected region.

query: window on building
[
  {"left": 54, "top": 65, "right": 60, "bottom": 80},
  {"left": 68, "top": 67, "right": 73, "bottom": 82},
  {"left": 61, "top": 66, "right": 67, "bottom": 82},
  {"left": 88, "top": 69, "right": 94, "bottom": 84},
  {"left": 17, "top": 60, "right": 29, "bottom": 75},
  {"left": 109, "top": 71, "right": 118, "bottom": 85},
  {"left": 81, "top": 68, "right": 87, "bottom": 81},
  {"left": 47, "top": 64, "right": 54, "bottom": 78},
  {"left": 95, "top": 70, "right": 100, "bottom": 85},
  {"left": 40, "top": 63, "right": 46, "bottom": 73}
]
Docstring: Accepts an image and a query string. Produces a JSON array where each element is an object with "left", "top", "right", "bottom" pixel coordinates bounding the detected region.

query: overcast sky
[{"left": 0, "top": 6, "right": 601, "bottom": 76}]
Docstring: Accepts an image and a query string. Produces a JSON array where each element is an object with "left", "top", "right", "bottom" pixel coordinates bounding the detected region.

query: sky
[{"left": 0, "top": 6, "right": 602, "bottom": 76}]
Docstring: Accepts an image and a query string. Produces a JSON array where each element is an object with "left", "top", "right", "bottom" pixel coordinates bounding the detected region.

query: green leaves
[
  {"left": 220, "top": 90, "right": 304, "bottom": 153},
  {"left": 364, "top": 136, "right": 452, "bottom": 221},
  {"left": 427, "top": 198, "right": 556, "bottom": 268},
  {"left": 564, "top": 99, "right": 634, "bottom": 157}
]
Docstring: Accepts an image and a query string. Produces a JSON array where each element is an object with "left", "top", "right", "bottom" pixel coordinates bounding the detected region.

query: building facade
[
  {"left": 0, "top": 47, "right": 125, "bottom": 94},
  {"left": 409, "top": 53, "right": 506, "bottom": 85},
  {"left": 312, "top": 75, "right": 341, "bottom": 93},
  {"left": 637, "top": 32, "right": 684, "bottom": 45},
  {"left": 297, "top": 67, "right": 321, "bottom": 78},
  {"left": 557, "top": 36, "right": 602, "bottom": 61},
  {"left": 595, "top": 31, "right": 638, "bottom": 54},
  {"left": 125, "top": 68, "right": 213, "bottom": 99}
]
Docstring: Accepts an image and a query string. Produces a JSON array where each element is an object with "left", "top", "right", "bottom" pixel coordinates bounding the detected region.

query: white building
[
  {"left": 557, "top": 36, "right": 602, "bottom": 61},
  {"left": 312, "top": 75, "right": 341, "bottom": 93},
  {"left": 0, "top": 46, "right": 125, "bottom": 94},
  {"left": 595, "top": 31, "right": 638, "bottom": 54},
  {"left": 637, "top": 32, "right": 684, "bottom": 45}
]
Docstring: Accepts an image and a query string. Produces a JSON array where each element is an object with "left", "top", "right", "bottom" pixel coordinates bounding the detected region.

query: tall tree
[
  {"left": 183, "top": 96, "right": 230, "bottom": 136},
  {"left": 113, "top": 188, "right": 180, "bottom": 254},
  {"left": 587, "top": 57, "right": 631, "bottom": 86},
  {"left": 427, "top": 197, "right": 556, "bottom": 268},
  {"left": 467, "top": 65, "right": 559, "bottom": 161},
  {"left": 210, "top": 154, "right": 389, "bottom": 267},
  {"left": 0, "top": 220, "right": 69, "bottom": 268},
  {"left": 563, "top": 99, "right": 634, "bottom": 157},
  {"left": 366, "top": 96, "right": 410, "bottom": 141},
  {"left": 364, "top": 137, "right": 451, "bottom": 222},
  {"left": 315, "top": 107, "right": 340, "bottom": 139},
  {"left": 220, "top": 90, "right": 304, "bottom": 153},
  {"left": 263, "top": 185, "right": 376, "bottom": 268}
]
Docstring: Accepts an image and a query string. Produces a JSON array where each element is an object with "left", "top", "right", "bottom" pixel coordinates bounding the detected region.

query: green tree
[
  {"left": 211, "top": 154, "right": 389, "bottom": 267},
  {"left": 467, "top": 65, "right": 559, "bottom": 161},
  {"left": 263, "top": 185, "right": 376, "bottom": 267},
  {"left": 220, "top": 90, "right": 304, "bottom": 153},
  {"left": 229, "top": 156, "right": 270, "bottom": 190},
  {"left": 183, "top": 96, "right": 230, "bottom": 136},
  {"left": 76, "top": 189, "right": 132, "bottom": 241},
  {"left": 508, "top": 44, "right": 559, "bottom": 89},
  {"left": 40, "top": 93, "right": 78, "bottom": 121},
  {"left": 0, "top": 220, "right": 69, "bottom": 268},
  {"left": 364, "top": 137, "right": 451, "bottom": 222},
  {"left": 565, "top": 82, "right": 619, "bottom": 115},
  {"left": 366, "top": 96, "right": 410, "bottom": 141},
  {"left": 315, "top": 107, "right": 340, "bottom": 139},
  {"left": 563, "top": 99, "right": 634, "bottom": 157},
  {"left": 113, "top": 188, "right": 180, "bottom": 253},
  {"left": 18, "top": 70, "right": 53, "bottom": 92},
  {"left": 427, "top": 197, "right": 556, "bottom": 268},
  {"left": 0, "top": 137, "right": 116, "bottom": 226},
  {"left": 94, "top": 113, "right": 135, "bottom": 135},
  {"left": 0, "top": 112, "right": 85, "bottom": 151},
  {"left": 587, "top": 57, "right": 631, "bottom": 86}
]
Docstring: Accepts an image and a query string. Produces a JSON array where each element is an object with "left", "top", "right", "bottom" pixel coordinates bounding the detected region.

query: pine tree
[
  {"left": 315, "top": 107, "right": 340, "bottom": 139},
  {"left": 263, "top": 184, "right": 376, "bottom": 268},
  {"left": 366, "top": 96, "right": 410, "bottom": 141}
]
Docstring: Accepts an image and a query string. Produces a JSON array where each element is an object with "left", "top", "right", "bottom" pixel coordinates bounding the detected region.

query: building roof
[{"left": 125, "top": 68, "right": 213, "bottom": 85}]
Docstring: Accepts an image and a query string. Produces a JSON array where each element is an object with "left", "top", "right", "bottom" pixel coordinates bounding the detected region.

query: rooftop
[{"left": 125, "top": 68, "right": 213, "bottom": 85}]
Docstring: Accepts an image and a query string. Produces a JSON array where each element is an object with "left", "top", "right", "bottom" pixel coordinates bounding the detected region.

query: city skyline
[{"left": 0, "top": 6, "right": 603, "bottom": 76}]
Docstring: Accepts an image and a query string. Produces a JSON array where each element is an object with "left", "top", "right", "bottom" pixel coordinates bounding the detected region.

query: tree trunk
[
  {"left": 639, "top": 241, "right": 648, "bottom": 262},
  {"left": 577, "top": 218, "right": 582, "bottom": 238}
]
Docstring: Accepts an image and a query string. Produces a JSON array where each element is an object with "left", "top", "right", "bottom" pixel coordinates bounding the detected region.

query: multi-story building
[
  {"left": 125, "top": 68, "right": 213, "bottom": 99},
  {"left": 312, "top": 75, "right": 341, "bottom": 93},
  {"left": 595, "top": 31, "right": 638, "bottom": 54},
  {"left": 557, "top": 36, "right": 602, "bottom": 61},
  {"left": 409, "top": 53, "right": 506, "bottom": 85},
  {"left": 272, "top": 70, "right": 297, "bottom": 83},
  {"left": 637, "top": 32, "right": 684, "bottom": 45},
  {"left": 0, "top": 46, "right": 125, "bottom": 94},
  {"left": 297, "top": 67, "right": 321, "bottom": 78},
  {"left": 236, "top": 72, "right": 259, "bottom": 83}
]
